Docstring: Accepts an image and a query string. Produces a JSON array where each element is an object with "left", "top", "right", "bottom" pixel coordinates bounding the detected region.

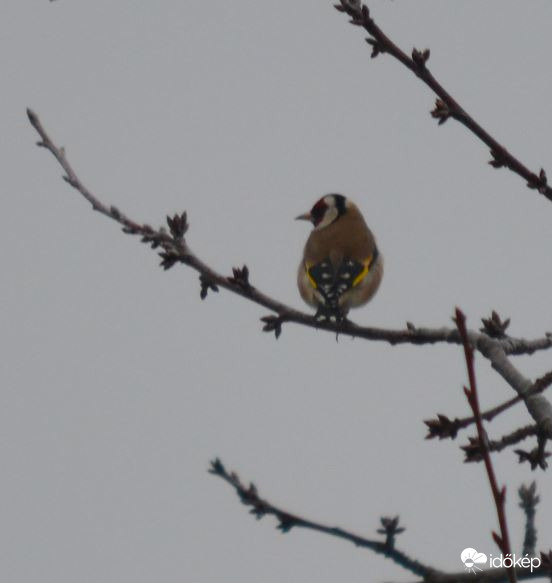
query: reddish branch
[
  {"left": 334, "top": 0, "right": 551, "bottom": 202},
  {"left": 455, "top": 308, "right": 517, "bottom": 583}
]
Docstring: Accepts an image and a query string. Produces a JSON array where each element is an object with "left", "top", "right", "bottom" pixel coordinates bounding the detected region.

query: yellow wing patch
[
  {"left": 352, "top": 255, "right": 374, "bottom": 287},
  {"left": 305, "top": 262, "right": 318, "bottom": 289}
]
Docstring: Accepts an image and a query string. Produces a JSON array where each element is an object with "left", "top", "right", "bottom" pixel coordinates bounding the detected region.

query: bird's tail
[{"left": 314, "top": 305, "right": 346, "bottom": 324}]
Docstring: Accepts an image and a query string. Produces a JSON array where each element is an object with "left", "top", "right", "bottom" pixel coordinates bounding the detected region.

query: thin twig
[
  {"left": 462, "top": 424, "right": 537, "bottom": 462},
  {"left": 514, "top": 431, "right": 551, "bottom": 471},
  {"left": 519, "top": 482, "right": 539, "bottom": 557},
  {"left": 455, "top": 308, "right": 517, "bottom": 583},
  {"left": 425, "top": 371, "right": 552, "bottom": 440},
  {"left": 210, "top": 458, "right": 547, "bottom": 583},
  {"left": 208, "top": 458, "right": 436, "bottom": 578},
  {"left": 334, "top": 0, "right": 552, "bottom": 202}
]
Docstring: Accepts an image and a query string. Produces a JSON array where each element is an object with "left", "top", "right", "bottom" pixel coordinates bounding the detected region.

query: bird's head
[{"left": 295, "top": 194, "right": 349, "bottom": 230}]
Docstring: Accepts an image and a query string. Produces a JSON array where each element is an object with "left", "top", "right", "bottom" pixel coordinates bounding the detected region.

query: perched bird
[{"left": 296, "top": 194, "right": 383, "bottom": 322}]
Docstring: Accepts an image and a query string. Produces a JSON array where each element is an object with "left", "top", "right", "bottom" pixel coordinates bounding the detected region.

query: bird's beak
[{"left": 295, "top": 212, "right": 311, "bottom": 222}]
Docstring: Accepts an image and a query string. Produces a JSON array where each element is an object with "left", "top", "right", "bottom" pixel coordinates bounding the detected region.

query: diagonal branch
[
  {"left": 455, "top": 308, "right": 517, "bottom": 583},
  {"left": 425, "top": 371, "right": 552, "bottom": 440},
  {"left": 208, "top": 458, "right": 437, "bottom": 578},
  {"left": 476, "top": 337, "right": 552, "bottom": 440},
  {"left": 26, "top": 109, "right": 552, "bottom": 351},
  {"left": 334, "top": 0, "right": 552, "bottom": 203},
  {"left": 210, "top": 458, "right": 548, "bottom": 583},
  {"left": 26, "top": 109, "right": 145, "bottom": 234},
  {"left": 27, "top": 109, "right": 552, "bottom": 437}
]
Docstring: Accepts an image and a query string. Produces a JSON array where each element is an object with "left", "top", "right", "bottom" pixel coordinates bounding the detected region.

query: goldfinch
[{"left": 296, "top": 194, "right": 383, "bottom": 322}]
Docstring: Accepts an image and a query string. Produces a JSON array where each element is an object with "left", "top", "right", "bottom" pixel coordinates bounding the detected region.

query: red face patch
[{"left": 310, "top": 198, "right": 328, "bottom": 226}]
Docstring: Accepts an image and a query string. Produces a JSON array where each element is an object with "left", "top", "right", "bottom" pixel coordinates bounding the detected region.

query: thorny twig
[{"left": 455, "top": 308, "right": 517, "bottom": 583}]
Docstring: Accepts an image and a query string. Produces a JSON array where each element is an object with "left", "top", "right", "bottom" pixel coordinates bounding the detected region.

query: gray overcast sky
[{"left": 3, "top": 1, "right": 552, "bottom": 582}]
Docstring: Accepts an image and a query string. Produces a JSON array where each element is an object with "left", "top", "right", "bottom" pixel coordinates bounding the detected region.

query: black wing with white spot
[{"left": 307, "top": 258, "right": 366, "bottom": 322}]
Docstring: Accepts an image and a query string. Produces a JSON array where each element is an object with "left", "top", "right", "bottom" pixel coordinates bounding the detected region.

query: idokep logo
[
  {"left": 488, "top": 553, "right": 541, "bottom": 572},
  {"left": 461, "top": 547, "right": 541, "bottom": 574},
  {"left": 461, "top": 548, "right": 487, "bottom": 573}
]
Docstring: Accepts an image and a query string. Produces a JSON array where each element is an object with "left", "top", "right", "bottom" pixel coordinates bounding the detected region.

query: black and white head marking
[{"left": 311, "top": 194, "right": 348, "bottom": 230}]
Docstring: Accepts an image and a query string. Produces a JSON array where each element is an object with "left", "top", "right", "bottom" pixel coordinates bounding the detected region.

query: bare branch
[
  {"left": 27, "top": 110, "right": 552, "bottom": 437},
  {"left": 208, "top": 458, "right": 437, "bottom": 578},
  {"left": 26, "top": 110, "right": 552, "bottom": 350},
  {"left": 539, "top": 550, "right": 552, "bottom": 574},
  {"left": 462, "top": 424, "right": 537, "bottom": 462},
  {"left": 27, "top": 109, "right": 145, "bottom": 232},
  {"left": 515, "top": 432, "right": 551, "bottom": 471},
  {"left": 333, "top": 1, "right": 552, "bottom": 203},
  {"left": 210, "top": 458, "right": 547, "bottom": 583},
  {"left": 501, "top": 335, "right": 552, "bottom": 356},
  {"left": 477, "top": 338, "right": 552, "bottom": 440},
  {"left": 425, "top": 371, "right": 552, "bottom": 440},
  {"left": 519, "top": 482, "right": 539, "bottom": 557},
  {"left": 455, "top": 308, "right": 517, "bottom": 583}
]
